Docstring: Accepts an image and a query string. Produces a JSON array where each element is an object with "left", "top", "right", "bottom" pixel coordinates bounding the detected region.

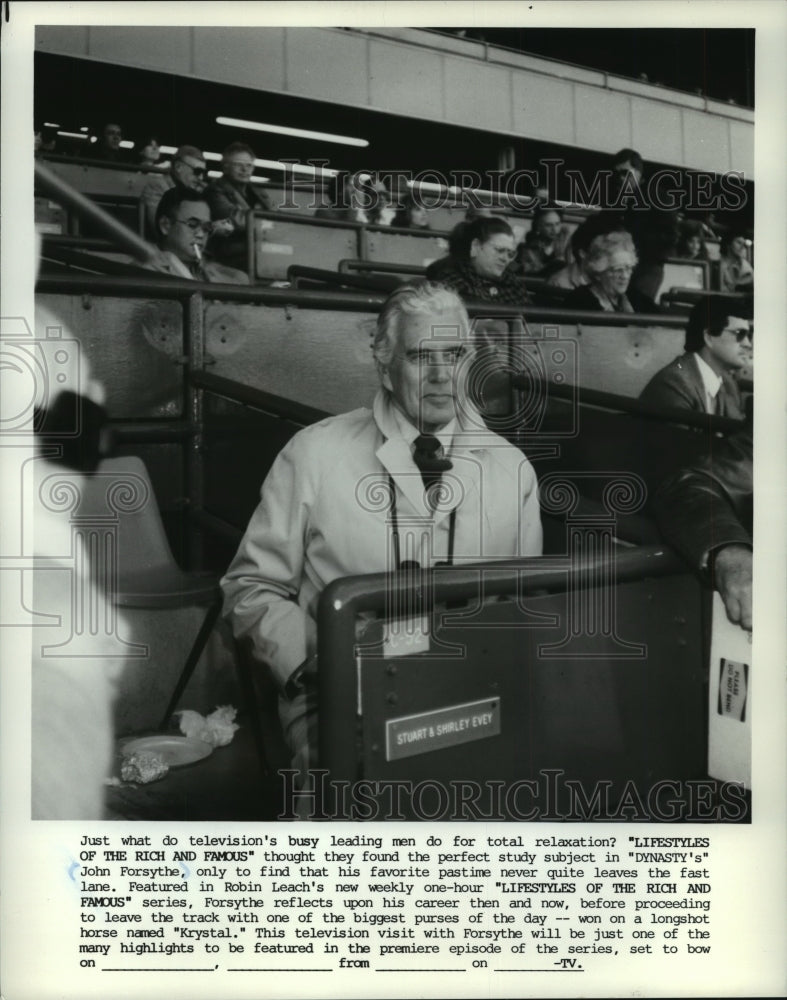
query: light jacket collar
[{"left": 372, "top": 390, "right": 486, "bottom": 524}]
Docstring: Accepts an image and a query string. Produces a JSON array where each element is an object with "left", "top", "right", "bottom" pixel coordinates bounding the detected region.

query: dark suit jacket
[
  {"left": 564, "top": 282, "right": 658, "bottom": 314},
  {"left": 653, "top": 425, "right": 752, "bottom": 572},
  {"left": 639, "top": 353, "right": 744, "bottom": 419},
  {"left": 206, "top": 177, "right": 273, "bottom": 268}
]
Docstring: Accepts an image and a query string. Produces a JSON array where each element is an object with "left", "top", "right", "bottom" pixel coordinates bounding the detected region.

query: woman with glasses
[
  {"left": 564, "top": 231, "right": 657, "bottom": 313},
  {"left": 425, "top": 217, "right": 530, "bottom": 306}
]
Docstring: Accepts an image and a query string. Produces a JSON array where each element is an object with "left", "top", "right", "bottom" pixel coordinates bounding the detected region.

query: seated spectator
[
  {"left": 639, "top": 296, "right": 751, "bottom": 418},
  {"left": 653, "top": 423, "right": 752, "bottom": 630},
  {"left": 393, "top": 194, "right": 431, "bottom": 230},
  {"left": 373, "top": 185, "right": 397, "bottom": 227},
  {"left": 425, "top": 217, "right": 530, "bottom": 306},
  {"left": 135, "top": 134, "right": 165, "bottom": 169},
  {"left": 546, "top": 214, "right": 626, "bottom": 290},
  {"left": 315, "top": 171, "right": 392, "bottom": 224},
  {"left": 221, "top": 281, "right": 542, "bottom": 787},
  {"left": 140, "top": 144, "right": 210, "bottom": 237},
  {"left": 677, "top": 220, "right": 708, "bottom": 260},
  {"left": 719, "top": 233, "right": 754, "bottom": 293},
  {"left": 143, "top": 188, "right": 249, "bottom": 284},
  {"left": 564, "top": 231, "right": 657, "bottom": 313},
  {"left": 518, "top": 203, "right": 569, "bottom": 277},
  {"left": 206, "top": 141, "right": 274, "bottom": 270},
  {"left": 90, "top": 122, "right": 131, "bottom": 163}
]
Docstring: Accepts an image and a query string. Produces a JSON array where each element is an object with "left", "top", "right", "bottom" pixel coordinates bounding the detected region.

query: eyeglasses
[
  {"left": 174, "top": 218, "right": 213, "bottom": 235},
  {"left": 486, "top": 245, "right": 516, "bottom": 260},
  {"left": 176, "top": 160, "right": 208, "bottom": 177},
  {"left": 725, "top": 327, "right": 753, "bottom": 343},
  {"left": 605, "top": 265, "right": 635, "bottom": 277}
]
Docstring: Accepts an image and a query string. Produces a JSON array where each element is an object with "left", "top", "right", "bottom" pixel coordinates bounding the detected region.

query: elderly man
[
  {"left": 206, "top": 141, "right": 274, "bottom": 270},
  {"left": 639, "top": 296, "right": 751, "bottom": 417},
  {"left": 221, "top": 281, "right": 542, "bottom": 776},
  {"left": 143, "top": 187, "right": 249, "bottom": 283},
  {"left": 140, "top": 144, "right": 211, "bottom": 238}
]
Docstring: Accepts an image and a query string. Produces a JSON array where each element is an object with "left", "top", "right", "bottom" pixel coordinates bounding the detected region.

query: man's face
[
  {"left": 224, "top": 152, "right": 255, "bottom": 184},
  {"left": 173, "top": 155, "right": 209, "bottom": 194},
  {"left": 159, "top": 200, "right": 212, "bottom": 263},
  {"left": 383, "top": 310, "right": 470, "bottom": 433},
  {"left": 102, "top": 124, "right": 123, "bottom": 150},
  {"left": 613, "top": 159, "right": 643, "bottom": 186},
  {"left": 704, "top": 315, "right": 753, "bottom": 372},
  {"left": 536, "top": 211, "right": 562, "bottom": 242}
]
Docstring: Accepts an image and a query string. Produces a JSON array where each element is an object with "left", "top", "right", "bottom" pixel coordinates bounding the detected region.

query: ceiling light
[
  {"left": 43, "top": 122, "right": 60, "bottom": 128},
  {"left": 57, "top": 130, "right": 89, "bottom": 140},
  {"left": 216, "top": 116, "right": 368, "bottom": 148}
]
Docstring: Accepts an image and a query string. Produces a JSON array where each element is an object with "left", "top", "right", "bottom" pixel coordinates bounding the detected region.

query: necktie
[{"left": 413, "top": 434, "right": 452, "bottom": 505}]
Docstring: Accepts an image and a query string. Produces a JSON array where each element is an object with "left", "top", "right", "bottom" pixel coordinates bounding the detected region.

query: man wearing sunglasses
[
  {"left": 143, "top": 187, "right": 249, "bottom": 284},
  {"left": 141, "top": 144, "right": 211, "bottom": 237},
  {"left": 639, "top": 295, "right": 752, "bottom": 418}
]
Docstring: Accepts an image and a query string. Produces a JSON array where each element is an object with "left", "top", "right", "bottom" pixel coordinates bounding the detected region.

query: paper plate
[{"left": 119, "top": 734, "right": 213, "bottom": 767}]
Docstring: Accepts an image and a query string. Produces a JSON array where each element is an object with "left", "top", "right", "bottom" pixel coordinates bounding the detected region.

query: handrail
[
  {"left": 516, "top": 374, "right": 746, "bottom": 432},
  {"left": 287, "top": 264, "right": 404, "bottom": 293},
  {"left": 662, "top": 286, "right": 748, "bottom": 304},
  {"left": 320, "top": 545, "right": 684, "bottom": 622},
  {"left": 36, "top": 271, "right": 691, "bottom": 326},
  {"left": 39, "top": 152, "right": 327, "bottom": 190},
  {"left": 35, "top": 159, "right": 159, "bottom": 264},
  {"left": 36, "top": 272, "right": 388, "bottom": 310},
  {"left": 191, "top": 360, "right": 742, "bottom": 439},
  {"left": 193, "top": 371, "right": 331, "bottom": 427},
  {"left": 340, "top": 258, "right": 423, "bottom": 276},
  {"left": 364, "top": 222, "right": 453, "bottom": 238}
]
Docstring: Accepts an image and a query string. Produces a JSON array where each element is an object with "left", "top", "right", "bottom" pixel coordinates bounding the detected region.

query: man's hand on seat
[{"left": 712, "top": 544, "right": 752, "bottom": 631}]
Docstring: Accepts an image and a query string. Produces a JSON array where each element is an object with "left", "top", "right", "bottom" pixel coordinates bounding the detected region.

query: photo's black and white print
[
  {"left": 2, "top": 6, "right": 786, "bottom": 1000},
  {"left": 19, "top": 20, "right": 760, "bottom": 824}
]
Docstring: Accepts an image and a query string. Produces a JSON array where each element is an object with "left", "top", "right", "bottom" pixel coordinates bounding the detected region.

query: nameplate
[{"left": 386, "top": 697, "right": 500, "bottom": 761}]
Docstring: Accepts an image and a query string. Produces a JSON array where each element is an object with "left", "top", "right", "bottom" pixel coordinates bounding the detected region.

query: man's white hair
[{"left": 372, "top": 281, "right": 470, "bottom": 375}]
